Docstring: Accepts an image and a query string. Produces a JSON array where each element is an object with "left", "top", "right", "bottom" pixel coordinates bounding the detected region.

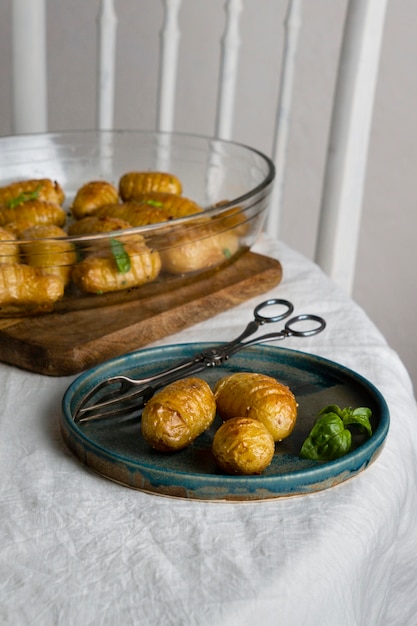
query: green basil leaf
[
  {"left": 300, "top": 414, "right": 352, "bottom": 460},
  {"left": 110, "top": 239, "right": 131, "bottom": 273},
  {"left": 318, "top": 404, "right": 343, "bottom": 418},
  {"left": 7, "top": 185, "right": 41, "bottom": 209},
  {"left": 300, "top": 403, "right": 373, "bottom": 461},
  {"left": 343, "top": 407, "right": 373, "bottom": 437}
]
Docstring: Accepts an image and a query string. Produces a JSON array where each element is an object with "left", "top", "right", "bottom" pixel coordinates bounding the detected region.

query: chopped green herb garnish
[
  {"left": 223, "top": 248, "right": 232, "bottom": 259},
  {"left": 110, "top": 238, "right": 131, "bottom": 273},
  {"left": 145, "top": 199, "right": 164, "bottom": 208},
  {"left": 7, "top": 185, "right": 41, "bottom": 209}
]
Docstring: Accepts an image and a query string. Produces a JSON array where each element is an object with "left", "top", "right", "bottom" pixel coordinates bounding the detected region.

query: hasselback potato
[
  {"left": 214, "top": 372, "right": 298, "bottom": 442},
  {"left": 71, "top": 238, "right": 161, "bottom": 294},
  {"left": 141, "top": 377, "right": 216, "bottom": 451},
  {"left": 20, "top": 224, "right": 77, "bottom": 285},
  {"left": 0, "top": 178, "right": 64, "bottom": 207},
  {"left": 93, "top": 202, "right": 170, "bottom": 227},
  {"left": 0, "top": 227, "right": 19, "bottom": 264},
  {"left": 0, "top": 200, "right": 67, "bottom": 229},
  {"left": 126, "top": 191, "right": 202, "bottom": 220},
  {"left": 67, "top": 215, "right": 132, "bottom": 236},
  {"left": 212, "top": 416, "right": 275, "bottom": 475},
  {"left": 70, "top": 181, "right": 119, "bottom": 220},
  {"left": 159, "top": 228, "right": 239, "bottom": 274},
  {"left": 0, "top": 263, "right": 64, "bottom": 312},
  {"left": 119, "top": 171, "right": 182, "bottom": 200}
]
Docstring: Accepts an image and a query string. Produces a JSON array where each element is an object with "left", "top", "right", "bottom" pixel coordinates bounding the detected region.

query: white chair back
[{"left": 10, "top": 0, "right": 387, "bottom": 294}]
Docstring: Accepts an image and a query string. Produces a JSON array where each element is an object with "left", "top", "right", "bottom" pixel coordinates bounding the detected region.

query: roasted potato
[
  {"left": 20, "top": 224, "right": 77, "bottom": 285},
  {"left": 0, "top": 178, "right": 65, "bottom": 207},
  {"left": 67, "top": 215, "right": 132, "bottom": 236},
  {"left": 212, "top": 417, "right": 275, "bottom": 475},
  {"left": 0, "top": 200, "right": 67, "bottom": 229},
  {"left": 119, "top": 171, "right": 182, "bottom": 200},
  {"left": 214, "top": 372, "right": 298, "bottom": 442},
  {"left": 0, "top": 263, "right": 64, "bottom": 312},
  {"left": 0, "top": 167, "right": 249, "bottom": 314},
  {"left": 212, "top": 204, "right": 250, "bottom": 237},
  {"left": 0, "top": 227, "right": 20, "bottom": 264},
  {"left": 71, "top": 238, "right": 161, "bottom": 294},
  {"left": 70, "top": 181, "right": 119, "bottom": 220},
  {"left": 141, "top": 377, "right": 216, "bottom": 451},
  {"left": 94, "top": 202, "right": 170, "bottom": 227},
  {"left": 159, "top": 228, "right": 239, "bottom": 274},
  {"left": 3, "top": 220, "right": 42, "bottom": 238},
  {"left": 127, "top": 192, "right": 202, "bottom": 219}
]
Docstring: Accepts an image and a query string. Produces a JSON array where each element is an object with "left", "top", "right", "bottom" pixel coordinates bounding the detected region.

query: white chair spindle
[
  {"left": 157, "top": 0, "right": 182, "bottom": 133},
  {"left": 215, "top": 0, "right": 243, "bottom": 140},
  {"left": 11, "top": 0, "right": 48, "bottom": 134},
  {"left": 315, "top": 0, "right": 388, "bottom": 294},
  {"left": 96, "top": 0, "right": 118, "bottom": 131},
  {"left": 266, "top": 0, "right": 303, "bottom": 239}
]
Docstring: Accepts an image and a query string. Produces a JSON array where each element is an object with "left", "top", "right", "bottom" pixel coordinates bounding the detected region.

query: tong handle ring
[{"left": 253, "top": 298, "right": 294, "bottom": 323}]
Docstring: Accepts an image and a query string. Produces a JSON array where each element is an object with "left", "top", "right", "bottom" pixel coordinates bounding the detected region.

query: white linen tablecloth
[{"left": 2, "top": 237, "right": 417, "bottom": 626}]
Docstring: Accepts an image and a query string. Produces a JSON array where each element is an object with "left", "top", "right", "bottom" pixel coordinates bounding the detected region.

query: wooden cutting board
[{"left": 0, "top": 252, "right": 282, "bottom": 376}]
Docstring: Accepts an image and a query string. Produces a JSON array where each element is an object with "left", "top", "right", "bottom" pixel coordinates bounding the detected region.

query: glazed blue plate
[{"left": 61, "top": 343, "right": 390, "bottom": 501}]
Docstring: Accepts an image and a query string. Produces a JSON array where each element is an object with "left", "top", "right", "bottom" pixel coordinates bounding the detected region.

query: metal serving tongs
[{"left": 73, "top": 299, "right": 326, "bottom": 423}]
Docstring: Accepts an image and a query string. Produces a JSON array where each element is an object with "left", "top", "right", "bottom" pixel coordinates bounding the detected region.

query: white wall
[{"left": 0, "top": 0, "right": 415, "bottom": 392}]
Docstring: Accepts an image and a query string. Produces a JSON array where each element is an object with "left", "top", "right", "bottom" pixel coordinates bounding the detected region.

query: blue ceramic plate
[{"left": 61, "top": 343, "right": 389, "bottom": 501}]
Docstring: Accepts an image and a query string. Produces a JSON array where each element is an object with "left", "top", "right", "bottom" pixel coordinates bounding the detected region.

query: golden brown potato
[
  {"left": 0, "top": 263, "right": 64, "bottom": 312},
  {"left": 20, "top": 224, "right": 77, "bottom": 285},
  {"left": 70, "top": 181, "right": 119, "bottom": 220},
  {"left": 141, "top": 377, "right": 216, "bottom": 451},
  {"left": 0, "top": 178, "right": 65, "bottom": 207},
  {"left": 94, "top": 202, "right": 170, "bottom": 227},
  {"left": 0, "top": 227, "right": 20, "bottom": 264},
  {"left": 3, "top": 220, "right": 41, "bottom": 238},
  {"left": 71, "top": 238, "right": 161, "bottom": 294},
  {"left": 0, "top": 200, "right": 67, "bottom": 229},
  {"left": 212, "top": 204, "right": 250, "bottom": 237},
  {"left": 119, "top": 171, "right": 182, "bottom": 200},
  {"left": 159, "top": 228, "right": 239, "bottom": 274},
  {"left": 67, "top": 215, "right": 132, "bottom": 236},
  {"left": 128, "top": 192, "right": 202, "bottom": 219},
  {"left": 214, "top": 372, "right": 298, "bottom": 442},
  {"left": 212, "top": 417, "right": 275, "bottom": 475}
]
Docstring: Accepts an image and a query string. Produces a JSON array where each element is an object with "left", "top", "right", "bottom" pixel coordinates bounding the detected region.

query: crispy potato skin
[
  {"left": 94, "top": 202, "right": 170, "bottom": 226},
  {"left": 20, "top": 224, "right": 77, "bottom": 285},
  {"left": 119, "top": 171, "right": 182, "bottom": 200},
  {"left": 71, "top": 181, "right": 119, "bottom": 220},
  {"left": 141, "top": 377, "right": 216, "bottom": 451},
  {"left": 160, "top": 229, "right": 239, "bottom": 274},
  {"left": 212, "top": 417, "right": 275, "bottom": 475},
  {"left": 71, "top": 239, "right": 161, "bottom": 293},
  {"left": 126, "top": 192, "right": 202, "bottom": 219},
  {"left": 0, "top": 227, "right": 20, "bottom": 264},
  {"left": 67, "top": 215, "right": 132, "bottom": 236},
  {"left": 0, "top": 200, "right": 66, "bottom": 229},
  {"left": 2, "top": 220, "right": 41, "bottom": 238},
  {"left": 0, "top": 178, "right": 65, "bottom": 206},
  {"left": 0, "top": 263, "right": 64, "bottom": 312},
  {"left": 212, "top": 205, "right": 250, "bottom": 237},
  {"left": 214, "top": 372, "right": 298, "bottom": 442}
]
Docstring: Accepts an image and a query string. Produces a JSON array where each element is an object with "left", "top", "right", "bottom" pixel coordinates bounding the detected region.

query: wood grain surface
[{"left": 0, "top": 252, "right": 282, "bottom": 376}]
